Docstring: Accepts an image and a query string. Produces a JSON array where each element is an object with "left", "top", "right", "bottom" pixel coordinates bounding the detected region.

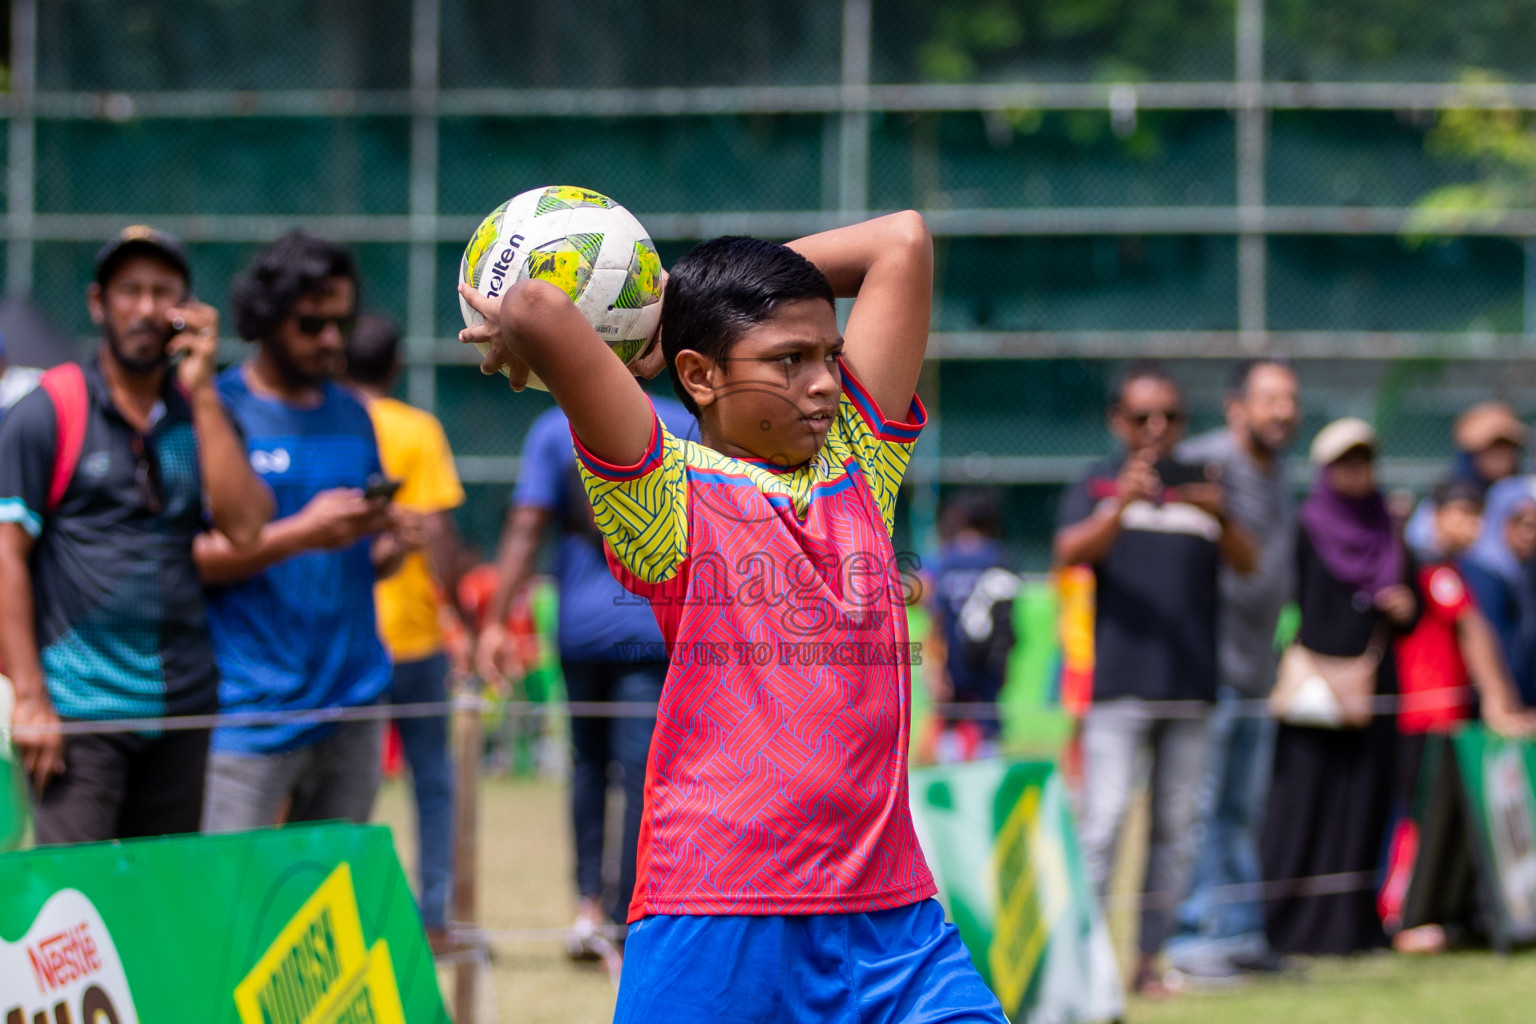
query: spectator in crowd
[
  {"left": 1460, "top": 476, "right": 1536, "bottom": 709},
  {"left": 925, "top": 488, "right": 1018, "bottom": 762},
  {"left": 1261, "top": 419, "right": 1418, "bottom": 956},
  {"left": 476, "top": 394, "right": 695, "bottom": 956},
  {"left": 0, "top": 333, "right": 43, "bottom": 418},
  {"left": 1167, "top": 357, "right": 1301, "bottom": 982},
  {"left": 1385, "top": 478, "right": 1536, "bottom": 954},
  {"left": 1053, "top": 361, "right": 1256, "bottom": 996},
  {"left": 344, "top": 313, "right": 466, "bottom": 949},
  {"left": 1406, "top": 401, "right": 1527, "bottom": 559},
  {"left": 197, "top": 232, "right": 415, "bottom": 832},
  {"left": 0, "top": 226, "right": 271, "bottom": 842}
]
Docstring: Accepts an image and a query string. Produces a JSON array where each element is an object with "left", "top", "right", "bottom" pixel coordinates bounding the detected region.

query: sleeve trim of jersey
[
  {"left": 0, "top": 497, "right": 42, "bottom": 537},
  {"left": 839, "top": 360, "right": 927, "bottom": 445},
  {"left": 572, "top": 414, "right": 665, "bottom": 481}
]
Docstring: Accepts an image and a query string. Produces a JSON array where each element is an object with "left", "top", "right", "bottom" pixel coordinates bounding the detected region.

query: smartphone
[
  {"left": 363, "top": 474, "right": 403, "bottom": 502},
  {"left": 1153, "top": 459, "right": 1213, "bottom": 488}
]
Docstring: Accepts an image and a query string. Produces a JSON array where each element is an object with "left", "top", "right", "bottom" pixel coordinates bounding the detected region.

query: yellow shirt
[{"left": 368, "top": 397, "right": 465, "bottom": 662}]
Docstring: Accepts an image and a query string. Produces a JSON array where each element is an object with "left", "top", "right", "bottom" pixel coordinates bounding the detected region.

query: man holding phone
[
  {"left": 0, "top": 226, "right": 273, "bottom": 842},
  {"left": 196, "top": 231, "right": 416, "bottom": 832},
  {"left": 1053, "top": 361, "right": 1256, "bottom": 995}
]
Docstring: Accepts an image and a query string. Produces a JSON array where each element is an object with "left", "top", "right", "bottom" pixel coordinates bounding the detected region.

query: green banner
[
  {"left": 0, "top": 753, "right": 24, "bottom": 854},
  {"left": 0, "top": 823, "right": 448, "bottom": 1023},
  {"left": 911, "top": 759, "right": 1123, "bottom": 1024},
  {"left": 1453, "top": 725, "right": 1536, "bottom": 947}
]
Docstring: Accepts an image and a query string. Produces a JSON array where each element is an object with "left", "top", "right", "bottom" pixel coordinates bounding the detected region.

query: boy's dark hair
[
  {"left": 1431, "top": 477, "right": 1485, "bottom": 511},
  {"left": 939, "top": 488, "right": 1005, "bottom": 541},
  {"left": 1112, "top": 359, "right": 1181, "bottom": 407},
  {"left": 1227, "top": 356, "right": 1293, "bottom": 398},
  {"left": 344, "top": 313, "right": 401, "bottom": 387},
  {"left": 229, "top": 230, "right": 358, "bottom": 342},
  {"left": 660, "top": 236, "right": 835, "bottom": 417}
]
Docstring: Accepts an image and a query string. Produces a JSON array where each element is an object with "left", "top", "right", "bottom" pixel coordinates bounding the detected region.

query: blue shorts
[{"left": 613, "top": 898, "right": 1009, "bottom": 1024}]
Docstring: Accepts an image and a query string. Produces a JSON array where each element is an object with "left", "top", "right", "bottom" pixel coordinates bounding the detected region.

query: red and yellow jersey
[{"left": 575, "top": 362, "right": 937, "bottom": 921}]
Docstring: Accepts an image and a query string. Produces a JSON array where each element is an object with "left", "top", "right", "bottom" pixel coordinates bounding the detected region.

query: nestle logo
[{"left": 28, "top": 922, "right": 102, "bottom": 993}]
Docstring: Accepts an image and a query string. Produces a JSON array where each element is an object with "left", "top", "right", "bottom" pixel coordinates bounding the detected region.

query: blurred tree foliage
[{"left": 1406, "top": 71, "right": 1536, "bottom": 238}]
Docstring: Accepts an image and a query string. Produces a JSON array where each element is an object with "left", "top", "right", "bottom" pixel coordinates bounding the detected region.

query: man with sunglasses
[
  {"left": 0, "top": 225, "right": 273, "bottom": 843},
  {"left": 197, "top": 231, "right": 416, "bottom": 833},
  {"left": 1053, "top": 361, "right": 1256, "bottom": 996}
]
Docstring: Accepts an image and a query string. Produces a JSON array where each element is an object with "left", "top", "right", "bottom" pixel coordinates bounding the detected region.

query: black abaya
[{"left": 1260, "top": 527, "right": 1414, "bottom": 955}]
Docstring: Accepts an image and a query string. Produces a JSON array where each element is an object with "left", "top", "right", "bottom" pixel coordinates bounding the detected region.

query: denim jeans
[
  {"left": 1167, "top": 686, "right": 1275, "bottom": 969},
  {"left": 1077, "top": 698, "right": 1210, "bottom": 958},
  {"left": 388, "top": 652, "right": 455, "bottom": 930},
  {"left": 562, "top": 658, "right": 666, "bottom": 924}
]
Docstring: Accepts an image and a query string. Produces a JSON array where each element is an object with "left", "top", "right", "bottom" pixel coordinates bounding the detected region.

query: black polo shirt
[
  {"left": 0, "top": 358, "right": 218, "bottom": 719},
  {"left": 1056, "top": 456, "right": 1221, "bottom": 703}
]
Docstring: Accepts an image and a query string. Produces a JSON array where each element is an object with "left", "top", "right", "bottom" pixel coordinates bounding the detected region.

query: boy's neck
[{"left": 700, "top": 424, "right": 811, "bottom": 470}]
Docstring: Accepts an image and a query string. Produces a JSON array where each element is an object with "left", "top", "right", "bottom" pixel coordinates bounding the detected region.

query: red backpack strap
[{"left": 39, "top": 363, "right": 89, "bottom": 514}]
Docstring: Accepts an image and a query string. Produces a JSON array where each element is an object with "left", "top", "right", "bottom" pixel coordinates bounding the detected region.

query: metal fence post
[
  {"left": 451, "top": 681, "right": 483, "bottom": 1024},
  {"left": 408, "top": 0, "right": 442, "bottom": 413},
  {"left": 8, "top": 0, "right": 36, "bottom": 298},
  {"left": 1236, "top": 0, "right": 1268, "bottom": 351}
]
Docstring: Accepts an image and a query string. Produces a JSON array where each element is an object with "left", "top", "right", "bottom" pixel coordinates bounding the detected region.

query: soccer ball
[{"left": 458, "top": 185, "right": 663, "bottom": 391}]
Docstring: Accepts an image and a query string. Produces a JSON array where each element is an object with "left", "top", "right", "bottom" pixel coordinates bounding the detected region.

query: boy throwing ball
[{"left": 461, "top": 211, "right": 1006, "bottom": 1022}]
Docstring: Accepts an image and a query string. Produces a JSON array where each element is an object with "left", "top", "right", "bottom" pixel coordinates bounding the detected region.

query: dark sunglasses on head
[
  {"left": 1123, "top": 408, "right": 1186, "bottom": 427},
  {"left": 293, "top": 313, "right": 358, "bottom": 337}
]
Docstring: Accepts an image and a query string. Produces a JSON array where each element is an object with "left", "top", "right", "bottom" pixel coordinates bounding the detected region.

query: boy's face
[
  {"left": 1434, "top": 498, "right": 1483, "bottom": 557},
  {"left": 682, "top": 297, "right": 842, "bottom": 467}
]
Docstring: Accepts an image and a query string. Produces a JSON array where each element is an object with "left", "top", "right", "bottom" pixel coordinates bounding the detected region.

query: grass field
[{"left": 375, "top": 776, "right": 1536, "bottom": 1024}]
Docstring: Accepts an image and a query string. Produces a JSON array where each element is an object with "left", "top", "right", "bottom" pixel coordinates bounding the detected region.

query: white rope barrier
[{"left": 1, "top": 687, "right": 1483, "bottom": 740}]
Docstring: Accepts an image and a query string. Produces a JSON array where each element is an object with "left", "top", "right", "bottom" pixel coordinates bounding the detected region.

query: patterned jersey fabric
[{"left": 575, "top": 360, "right": 937, "bottom": 921}]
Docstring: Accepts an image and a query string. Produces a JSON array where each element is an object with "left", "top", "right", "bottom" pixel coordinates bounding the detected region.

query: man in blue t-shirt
[
  {"left": 477, "top": 397, "right": 695, "bottom": 954},
  {"left": 196, "top": 231, "right": 417, "bottom": 832}
]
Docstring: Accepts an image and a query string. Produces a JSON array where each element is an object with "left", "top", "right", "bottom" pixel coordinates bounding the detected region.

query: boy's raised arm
[
  {"left": 460, "top": 279, "right": 657, "bottom": 467},
  {"left": 787, "top": 210, "right": 933, "bottom": 419}
]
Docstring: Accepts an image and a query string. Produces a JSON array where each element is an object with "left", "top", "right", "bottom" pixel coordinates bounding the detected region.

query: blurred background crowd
[{"left": 7, "top": 0, "right": 1536, "bottom": 1014}]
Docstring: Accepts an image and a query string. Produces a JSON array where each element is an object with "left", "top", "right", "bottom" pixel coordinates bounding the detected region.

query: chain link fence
[{"left": 13, "top": 0, "right": 1536, "bottom": 566}]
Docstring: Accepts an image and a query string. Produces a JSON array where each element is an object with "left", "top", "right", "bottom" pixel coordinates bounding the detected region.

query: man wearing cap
[
  {"left": 1406, "top": 401, "right": 1528, "bottom": 559},
  {"left": 0, "top": 226, "right": 273, "bottom": 842}
]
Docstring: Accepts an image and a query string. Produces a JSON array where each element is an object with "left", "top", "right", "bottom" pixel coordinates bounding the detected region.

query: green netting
[
  {"left": 871, "top": 0, "right": 1236, "bottom": 83},
  {"left": 17, "top": 0, "right": 1536, "bottom": 570},
  {"left": 38, "top": 0, "right": 413, "bottom": 91},
  {"left": 870, "top": 110, "right": 1237, "bottom": 210},
  {"left": 439, "top": 0, "right": 841, "bottom": 89},
  {"left": 36, "top": 119, "right": 411, "bottom": 216},
  {"left": 934, "top": 235, "right": 1238, "bottom": 331},
  {"left": 1266, "top": 0, "right": 1536, "bottom": 82},
  {"left": 1267, "top": 234, "right": 1524, "bottom": 333},
  {"left": 1267, "top": 111, "right": 1479, "bottom": 207},
  {"left": 437, "top": 116, "right": 827, "bottom": 218}
]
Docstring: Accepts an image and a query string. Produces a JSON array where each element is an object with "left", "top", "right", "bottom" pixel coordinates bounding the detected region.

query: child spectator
[
  {"left": 925, "top": 488, "right": 1017, "bottom": 762},
  {"left": 1386, "top": 478, "right": 1536, "bottom": 952}
]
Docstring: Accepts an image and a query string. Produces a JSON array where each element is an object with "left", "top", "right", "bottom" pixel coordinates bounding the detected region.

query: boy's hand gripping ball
[{"left": 458, "top": 185, "right": 663, "bottom": 391}]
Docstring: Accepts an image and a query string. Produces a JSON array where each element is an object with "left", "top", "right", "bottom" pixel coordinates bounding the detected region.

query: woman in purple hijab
[{"left": 1260, "top": 418, "right": 1420, "bottom": 956}]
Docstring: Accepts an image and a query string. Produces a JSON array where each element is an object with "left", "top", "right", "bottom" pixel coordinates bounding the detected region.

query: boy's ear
[{"left": 673, "top": 349, "right": 718, "bottom": 410}]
